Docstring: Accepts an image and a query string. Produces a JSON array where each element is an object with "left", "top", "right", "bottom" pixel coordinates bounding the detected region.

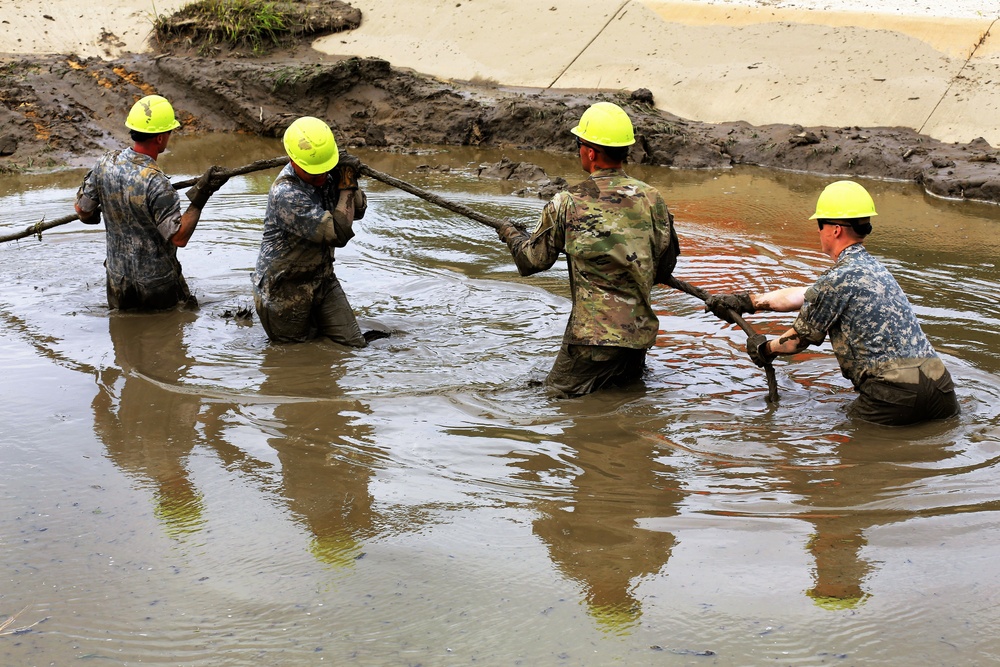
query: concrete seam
[
  {"left": 547, "top": 0, "right": 631, "bottom": 90},
  {"left": 919, "top": 17, "right": 998, "bottom": 137}
]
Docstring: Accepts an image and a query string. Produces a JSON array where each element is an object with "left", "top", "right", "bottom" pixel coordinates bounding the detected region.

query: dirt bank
[{"left": 2, "top": 4, "right": 999, "bottom": 206}]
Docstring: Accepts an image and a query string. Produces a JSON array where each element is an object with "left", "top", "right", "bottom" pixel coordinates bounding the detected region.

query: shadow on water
[{"left": 2, "top": 136, "right": 1000, "bottom": 665}]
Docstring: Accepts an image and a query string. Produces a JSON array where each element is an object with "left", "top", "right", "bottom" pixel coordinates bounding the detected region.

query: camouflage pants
[
  {"left": 850, "top": 357, "right": 960, "bottom": 426},
  {"left": 254, "top": 274, "right": 365, "bottom": 347},
  {"left": 545, "top": 343, "right": 647, "bottom": 398},
  {"left": 106, "top": 272, "right": 193, "bottom": 312}
]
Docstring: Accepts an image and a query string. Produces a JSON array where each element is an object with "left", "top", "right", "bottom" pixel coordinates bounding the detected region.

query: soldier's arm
[
  {"left": 751, "top": 286, "right": 807, "bottom": 313},
  {"left": 766, "top": 326, "right": 812, "bottom": 355},
  {"left": 171, "top": 206, "right": 202, "bottom": 247},
  {"left": 499, "top": 197, "right": 566, "bottom": 277}
]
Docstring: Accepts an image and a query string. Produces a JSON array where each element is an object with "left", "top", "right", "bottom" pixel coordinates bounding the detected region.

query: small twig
[{"left": 0, "top": 606, "right": 28, "bottom": 635}]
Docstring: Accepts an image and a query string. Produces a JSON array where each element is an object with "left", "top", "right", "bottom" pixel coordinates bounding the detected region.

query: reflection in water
[
  {"left": 93, "top": 311, "right": 211, "bottom": 539},
  {"left": 255, "top": 343, "right": 381, "bottom": 569},
  {"left": 783, "top": 434, "right": 958, "bottom": 610},
  {"left": 508, "top": 396, "right": 682, "bottom": 635}
]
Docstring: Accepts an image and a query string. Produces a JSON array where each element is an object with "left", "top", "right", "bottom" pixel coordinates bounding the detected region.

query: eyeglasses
[
  {"left": 817, "top": 220, "right": 854, "bottom": 230},
  {"left": 575, "top": 137, "right": 602, "bottom": 153}
]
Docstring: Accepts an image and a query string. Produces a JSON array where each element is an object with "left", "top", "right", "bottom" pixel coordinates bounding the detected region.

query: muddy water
[{"left": 2, "top": 136, "right": 1000, "bottom": 666}]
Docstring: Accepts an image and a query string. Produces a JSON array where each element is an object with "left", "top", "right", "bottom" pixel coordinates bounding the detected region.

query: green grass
[{"left": 154, "top": 0, "right": 296, "bottom": 54}]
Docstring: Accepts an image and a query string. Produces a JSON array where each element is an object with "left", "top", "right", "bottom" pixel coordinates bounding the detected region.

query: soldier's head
[
  {"left": 571, "top": 102, "right": 635, "bottom": 171},
  {"left": 126, "top": 95, "right": 181, "bottom": 144},
  {"left": 810, "top": 180, "right": 877, "bottom": 237},
  {"left": 811, "top": 181, "right": 877, "bottom": 257},
  {"left": 283, "top": 116, "right": 339, "bottom": 185}
]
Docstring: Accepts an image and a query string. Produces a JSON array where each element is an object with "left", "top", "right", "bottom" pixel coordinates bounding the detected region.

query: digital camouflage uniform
[
  {"left": 77, "top": 148, "right": 192, "bottom": 311},
  {"left": 793, "top": 243, "right": 959, "bottom": 425},
  {"left": 252, "top": 163, "right": 368, "bottom": 346},
  {"left": 501, "top": 167, "right": 680, "bottom": 397}
]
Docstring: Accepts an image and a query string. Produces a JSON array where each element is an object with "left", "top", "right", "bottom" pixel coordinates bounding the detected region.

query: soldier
[
  {"left": 496, "top": 102, "right": 679, "bottom": 397},
  {"left": 75, "top": 94, "right": 228, "bottom": 311},
  {"left": 252, "top": 116, "right": 374, "bottom": 346},
  {"left": 706, "top": 180, "right": 960, "bottom": 426}
]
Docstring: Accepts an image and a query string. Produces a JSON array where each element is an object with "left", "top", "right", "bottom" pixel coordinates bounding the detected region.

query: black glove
[
  {"left": 187, "top": 166, "right": 230, "bottom": 209},
  {"left": 705, "top": 292, "right": 755, "bottom": 324},
  {"left": 81, "top": 206, "right": 101, "bottom": 225},
  {"left": 333, "top": 154, "right": 362, "bottom": 190},
  {"left": 746, "top": 333, "right": 774, "bottom": 368}
]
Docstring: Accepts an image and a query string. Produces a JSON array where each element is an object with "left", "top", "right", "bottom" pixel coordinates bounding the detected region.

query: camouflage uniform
[
  {"left": 77, "top": 148, "right": 192, "bottom": 311},
  {"left": 500, "top": 167, "right": 679, "bottom": 396},
  {"left": 252, "top": 163, "right": 368, "bottom": 346},
  {"left": 793, "top": 243, "right": 959, "bottom": 425}
]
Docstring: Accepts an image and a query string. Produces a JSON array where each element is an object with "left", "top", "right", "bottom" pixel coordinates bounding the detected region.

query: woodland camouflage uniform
[
  {"left": 77, "top": 148, "right": 192, "bottom": 310},
  {"left": 252, "top": 162, "right": 368, "bottom": 346},
  {"left": 793, "top": 243, "right": 959, "bottom": 424},
  {"left": 500, "top": 167, "right": 679, "bottom": 396}
]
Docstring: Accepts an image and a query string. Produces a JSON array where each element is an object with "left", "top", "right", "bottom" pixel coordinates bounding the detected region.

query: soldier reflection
[
  {"left": 257, "top": 343, "right": 381, "bottom": 568},
  {"left": 784, "top": 433, "right": 953, "bottom": 609},
  {"left": 508, "top": 401, "right": 683, "bottom": 634},
  {"left": 93, "top": 311, "right": 215, "bottom": 539}
]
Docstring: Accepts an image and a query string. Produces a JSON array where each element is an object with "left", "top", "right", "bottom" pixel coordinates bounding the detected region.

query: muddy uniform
[
  {"left": 77, "top": 148, "right": 192, "bottom": 310},
  {"left": 793, "top": 243, "right": 959, "bottom": 425},
  {"left": 501, "top": 167, "right": 679, "bottom": 396},
  {"left": 252, "top": 163, "right": 367, "bottom": 346}
]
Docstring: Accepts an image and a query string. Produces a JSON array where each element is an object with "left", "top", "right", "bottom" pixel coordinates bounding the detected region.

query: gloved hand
[
  {"left": 496, "top": 220, "right": 526, "bottom": 244},
  {"left": 705, "top": 291, "right": 755, "bottom": 324},
  {"left": 333, "top": 153, "right": 362, "bottom": 191},
  {"left": 81, "top": 206, "right": 102, "bottom": 225},
  {"left": 187, "top": 166, "right": 230, "bottom": 209},
  {"left": 746, "top": 333, "right": 774, "bottom": 368}
]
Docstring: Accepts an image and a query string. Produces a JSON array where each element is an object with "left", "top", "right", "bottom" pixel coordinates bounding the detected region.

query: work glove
[
  {"left": 496, "top": 220, "right": 527, "bottom": 245},
  {"left": 333, "top": 154, "right": 362, "bottom": 190},
  {"left": 705, "top": 291, "right": 755, "bottom": 324},
  {"left": 187, "top": 166, "right": 230, "bottom": 209},
  {"left": 746, "top": 333, "right": 774, "bottom": 368},
  {"left": 81, "top": 206, "right": 101, "bottom": 225}
]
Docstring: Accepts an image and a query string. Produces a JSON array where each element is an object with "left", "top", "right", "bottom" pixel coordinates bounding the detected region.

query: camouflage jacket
[
  {"left": 77, "top": 148, "right": 184, "bottom": 291},
  {"left": 793, "top": 243, "right": 939, "bottom": 388},
  {"left": 253, "top": 163, "right": 365, "bottom": 300},
  {"left": 502, "top": 168, "right": 679, "bottom": 348}
]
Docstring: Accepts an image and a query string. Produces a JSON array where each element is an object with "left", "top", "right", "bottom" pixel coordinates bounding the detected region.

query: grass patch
[{"left": 154, "top": 0, "right": 296, "bottom": 55}]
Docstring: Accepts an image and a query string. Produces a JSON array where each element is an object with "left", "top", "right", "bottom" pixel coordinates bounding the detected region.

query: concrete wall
[{"left": 317, "top": 0, "right": 1000, "bottom": 146}]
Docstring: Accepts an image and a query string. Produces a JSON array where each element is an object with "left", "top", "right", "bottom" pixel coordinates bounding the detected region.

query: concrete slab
[
  {"left": 0, "top": 0, "right": 189, "bottom": 59},
  {"left": 555, "top": 1, "right": 997, "bottom": 142},
  {"left": 921, "top": 26, "right": 1000, "bottom": 144},
  {"left": 314, "top": 0, "right": 621, "bottom": 88}
]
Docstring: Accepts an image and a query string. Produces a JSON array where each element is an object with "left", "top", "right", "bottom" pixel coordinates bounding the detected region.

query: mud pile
[{"left": 1, "top": 2, "right": 999, "bottom": 205}]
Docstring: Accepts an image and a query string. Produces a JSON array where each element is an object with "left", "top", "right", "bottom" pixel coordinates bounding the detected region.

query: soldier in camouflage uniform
[
  {"left": 707, "top": 180, "right": 959, "bottom": 426},
  {"left": 496, "top": 102, "right": 680, "bottom": 397},
  {"left": 75, "top": 95, "right": 228, "bottom": 311},
  {"left": 252, "top": 116, "right": 370, "bottom": 346}
]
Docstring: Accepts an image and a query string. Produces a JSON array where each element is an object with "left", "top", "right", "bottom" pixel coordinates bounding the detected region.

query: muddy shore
[{"left": 2, "top": 7, "right": 1000, "bottom": 206}]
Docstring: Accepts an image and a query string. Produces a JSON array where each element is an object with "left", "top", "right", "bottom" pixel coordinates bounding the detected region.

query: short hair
[
  {"left": 603, "top": 145, "right": 630, "bottom": 163},
  {"left": 130, "top": 129, "right": 162, "bottom": 143},
  {"left": 819, "top": 217, "right": 872, "bottom": 237}
]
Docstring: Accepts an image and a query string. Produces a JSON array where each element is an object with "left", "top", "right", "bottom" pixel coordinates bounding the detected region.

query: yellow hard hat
[
  {"left": 125, "top": 94, "right": 181, "bottom": 134},
  {"left": 283, "top": 116, "right": 340, "bottom": 174},
  {"left": 810, "top": 180, "right": 878, "bottom": 220},
  {"left": 571, "top": 102, "right": 636, "bottom": 147}
]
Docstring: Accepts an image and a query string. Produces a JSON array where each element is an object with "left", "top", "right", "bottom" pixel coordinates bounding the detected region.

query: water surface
[{"left": 2, "top": 136, "right": 1000, "bottom": 665}]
